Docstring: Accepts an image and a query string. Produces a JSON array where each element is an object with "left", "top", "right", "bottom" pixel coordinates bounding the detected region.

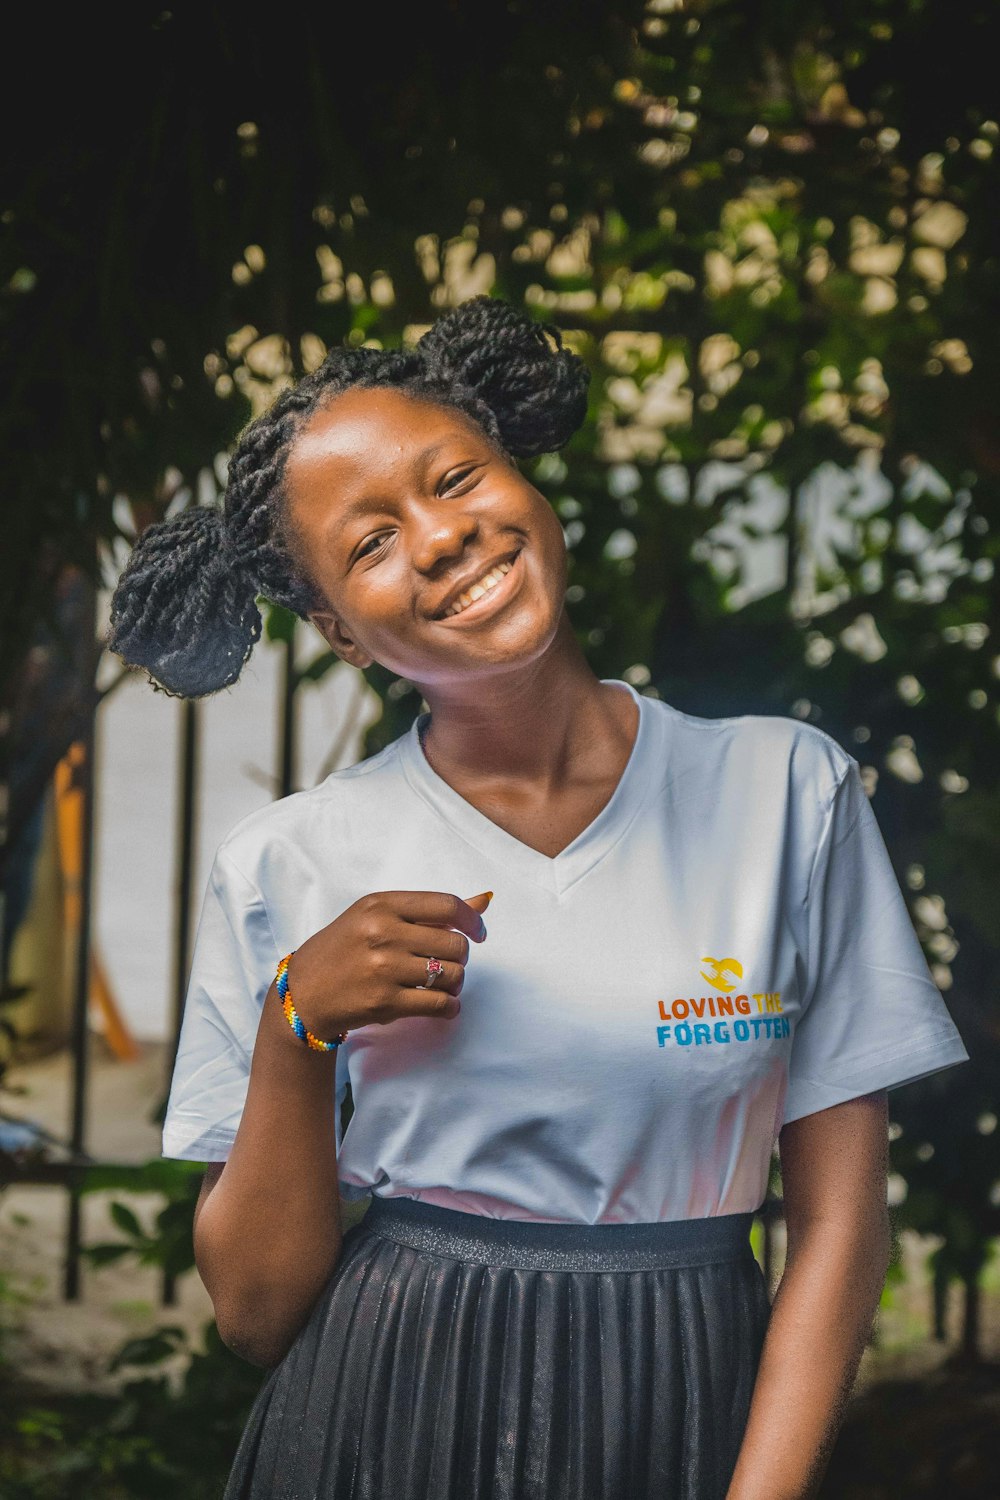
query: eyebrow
[{"left": 332, "top": 440, "right": 464, "bottom": 537}]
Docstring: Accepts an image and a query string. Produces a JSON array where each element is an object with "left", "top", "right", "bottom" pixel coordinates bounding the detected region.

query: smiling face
[{"left": 281, "top": 385, "right": 569, "bottom": 689}]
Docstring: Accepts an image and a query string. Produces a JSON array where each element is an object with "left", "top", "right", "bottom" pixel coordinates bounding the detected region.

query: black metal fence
[
  {"left": 2, "top": 626, "right": 783, "bottom": 1304},
  {"left": 1, "top": 625, "right": 302, "bottom": 1304}
]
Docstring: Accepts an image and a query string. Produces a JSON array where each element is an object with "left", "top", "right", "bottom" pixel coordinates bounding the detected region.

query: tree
[{"left": 2, "top": 0, "right": 997, "bottom": 1352}]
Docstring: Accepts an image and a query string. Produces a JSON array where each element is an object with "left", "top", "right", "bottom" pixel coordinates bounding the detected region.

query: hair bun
[
  {"left": 108, "top": 505, "right": 262, "bottom": 698},
  {"left": 416, "top": 295, "right": 590, "bottom": 457}
]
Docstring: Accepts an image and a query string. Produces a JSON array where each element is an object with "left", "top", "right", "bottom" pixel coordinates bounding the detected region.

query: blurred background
[{"left": 1, "top": 2, "right": 998, "bottom": 1494}]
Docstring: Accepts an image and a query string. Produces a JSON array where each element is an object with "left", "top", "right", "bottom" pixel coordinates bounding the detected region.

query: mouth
[{"left": 434, "top": 549, "right": 523, "bottom": 625}]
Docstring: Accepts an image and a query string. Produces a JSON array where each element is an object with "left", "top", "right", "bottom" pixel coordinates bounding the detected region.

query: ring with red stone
[{"left": 416, "top": 956, "right": 445, "bottom": 989}]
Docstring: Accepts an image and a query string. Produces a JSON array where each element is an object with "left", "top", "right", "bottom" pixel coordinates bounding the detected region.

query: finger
[
  {"left": 388, "top": 890, "right": 489, "bottom": 943},
  {"left": 405, "top": 952, "right": 465, "bottom": 996},
  {"left": 399, "top": 989, "right": 462, "bottom": 1020},
  {"left": 398, "top": 969, "right": 464, "bottom": 1018},
  {"left": 404, "top": 922, "right": 472, "bottom": 967}
]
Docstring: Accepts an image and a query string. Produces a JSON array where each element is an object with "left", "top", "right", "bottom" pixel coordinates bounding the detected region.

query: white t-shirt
[{"left": 161, "top": 678, "right": 969, "bottom": 1224}]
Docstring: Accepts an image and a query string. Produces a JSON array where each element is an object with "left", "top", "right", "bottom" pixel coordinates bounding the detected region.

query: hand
[{"left": 283, "top": 889, "right": 492, "bottom": 1037}]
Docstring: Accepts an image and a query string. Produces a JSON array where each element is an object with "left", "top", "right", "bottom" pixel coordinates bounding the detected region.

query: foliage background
[{"left": 1, "top": 1, "right": 998, "bottom": 1493}]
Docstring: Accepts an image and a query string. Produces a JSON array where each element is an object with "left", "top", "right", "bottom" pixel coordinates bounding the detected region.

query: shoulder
[
  {"left": 213, "top": 734, "right": 408, "bottom": 890},
  {"left": 650, "top": 697, "right": 856, "bottom": 813}
]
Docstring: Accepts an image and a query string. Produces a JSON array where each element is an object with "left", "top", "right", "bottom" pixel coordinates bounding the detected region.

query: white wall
[{"left": 92, "top": 589, "right": 380, "bottom": 1041}]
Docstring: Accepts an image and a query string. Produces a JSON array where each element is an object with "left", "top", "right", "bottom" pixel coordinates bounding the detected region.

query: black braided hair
[{"left": 108, "top": 295, "right": 590, "bottom": 698}]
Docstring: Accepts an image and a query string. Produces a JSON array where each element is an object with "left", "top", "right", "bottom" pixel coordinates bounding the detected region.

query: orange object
[
  {"left": 54, "top": 743, "right": 86, "bottom": 928},
  {"left": 54, "top": 742, "right": 140, "bottom": 1062},
  {"left": 90, "top": 948, "right": 142, "bottom": 1061}
]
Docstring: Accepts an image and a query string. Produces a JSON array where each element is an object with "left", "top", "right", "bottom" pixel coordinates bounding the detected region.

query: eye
[
  {"left": 356, "top": 532, "right": 391, "bottom": 560},
  {"left": 440, "top": 463, "right": 482, "bottom": 494}
]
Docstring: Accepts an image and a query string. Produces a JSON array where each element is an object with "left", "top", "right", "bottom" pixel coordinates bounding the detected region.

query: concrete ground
[{"left": 1, "top": 1034, "right": 216, "bottom": 1396}]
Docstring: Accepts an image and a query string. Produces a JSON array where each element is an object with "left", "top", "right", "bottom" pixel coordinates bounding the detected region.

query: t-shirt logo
[
  {"left": 699, "top": 955, "right": 742, "bottom": 993},
  {"left": 654, "top": 958, "right": 790, "bottom": 1049}
]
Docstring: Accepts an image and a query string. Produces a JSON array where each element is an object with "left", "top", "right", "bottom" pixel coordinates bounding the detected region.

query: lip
[{"left": 434, "top": 548, "right": 523, "bottom": 625}]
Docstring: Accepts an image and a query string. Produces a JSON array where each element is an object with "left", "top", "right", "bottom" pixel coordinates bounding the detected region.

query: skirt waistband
[{"left": 356, "top": 1193, "right": 758, "bottom": 1271}]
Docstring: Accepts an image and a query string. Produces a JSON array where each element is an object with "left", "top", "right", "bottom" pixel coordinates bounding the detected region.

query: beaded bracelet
[{"left": 275, "top": 951, "right": 349, "bottom": 1051}]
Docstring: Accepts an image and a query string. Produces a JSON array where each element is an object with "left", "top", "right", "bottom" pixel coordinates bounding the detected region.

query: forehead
[{"left": 285, "top": 386, "right": 487, "bottom": 496}]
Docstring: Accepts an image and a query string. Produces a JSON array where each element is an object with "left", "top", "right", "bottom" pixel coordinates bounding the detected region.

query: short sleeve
[
  {"left": 780, "top": 758, "right": 970, "bottom": 1127},
  {"left": 161, "top": 844, "right": 348, "bottom": 1161}
]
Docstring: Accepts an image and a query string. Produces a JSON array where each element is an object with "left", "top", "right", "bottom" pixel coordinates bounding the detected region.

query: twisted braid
[
  {"left": 108, "top": 295, "right": 590, "bottom": 698},
  {"left": 107, "top": 507, "right": 262, "bottom": 697}
]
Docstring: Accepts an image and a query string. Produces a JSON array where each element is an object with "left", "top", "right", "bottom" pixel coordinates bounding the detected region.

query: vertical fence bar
[
  {"left": 278, "top": 626, "right": 297, "bottom": 799},
  {"left": 0, "top": 702, "right": 10, "bottom": 1020},
  {"left": 168, "top": 698, "right": 200, "bottom": 1082},
  {"left": 0, "top": 704, "right": 10, "bottom": 1005},
  {"left": 63, "top": 597, "right": 99, "bottom": 1300},
  {"left": 162, "top": 696, "right": 200, "bottom": 1307}
]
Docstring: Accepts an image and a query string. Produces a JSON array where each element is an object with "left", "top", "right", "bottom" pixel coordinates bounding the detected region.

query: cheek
[
  {"left": 344, "top": 557, "right": 410, "bottom": 631},
  {"left": 543, "top": 498, "right": 567, "bottom": 548},
  {"left": 534, "top": 497, "right": 570, "bottom": 577}
]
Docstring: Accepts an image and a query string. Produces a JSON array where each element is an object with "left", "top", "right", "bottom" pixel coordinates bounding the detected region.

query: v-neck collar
[{"left": 397, "top": 678, "right": 657, "bottom": 897}]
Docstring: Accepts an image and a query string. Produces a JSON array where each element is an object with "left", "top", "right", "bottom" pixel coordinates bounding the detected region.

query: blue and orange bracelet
[{"left": 275, "top": 951, "right": 349, "bottom": 1051}]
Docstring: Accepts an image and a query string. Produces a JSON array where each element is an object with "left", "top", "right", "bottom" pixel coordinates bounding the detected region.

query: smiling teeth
[{"left": 445, "top": 559, "right": 514, "bottom": 617}]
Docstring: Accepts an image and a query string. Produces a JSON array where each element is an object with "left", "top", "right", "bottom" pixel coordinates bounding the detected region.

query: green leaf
[
  {"left": 80, "top": 1243, "right": 133, "bottom": 1267},
  {"left": 109, "top": 1201, "right": 145, "bottom": 1238},
  {"left": 263, "top": 601, "right": 298, "bottom": 644},
  {"left": 297, "top": 649, "right": 341, "bottom": 683}
]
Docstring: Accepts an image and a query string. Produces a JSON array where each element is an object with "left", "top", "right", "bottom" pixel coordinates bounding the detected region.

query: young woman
[{"left": 109, "top": 296, "right": 968, "bottom": 1500}]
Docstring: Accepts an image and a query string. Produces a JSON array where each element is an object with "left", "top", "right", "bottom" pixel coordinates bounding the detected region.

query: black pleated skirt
[{"left": 223, "top": 1194, "right": 772, "bottom": 1500}]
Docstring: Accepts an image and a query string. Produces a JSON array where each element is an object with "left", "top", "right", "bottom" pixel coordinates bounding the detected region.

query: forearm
[
  {"left": 195, "top": 981, "right": 344, "bottom": 1365},
  {"left": 725, "top": 1213, "right": 891, "bottom": 1500}
]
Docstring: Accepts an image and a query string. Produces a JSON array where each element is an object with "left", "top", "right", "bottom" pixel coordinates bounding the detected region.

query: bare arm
[
  {"left": 193, "top": 981, "right": 344, "bottom": 1369},
  {"left": 725, "top": 1091, "right": 891, "bottom": 1500},
  {"left": 190, "top": 888, "right": 490, "bottom": 1370}
]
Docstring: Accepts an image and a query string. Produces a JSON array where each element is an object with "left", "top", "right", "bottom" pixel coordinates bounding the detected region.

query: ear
[{"left": 306, "top": 607, "right": 374, "bottom": 670}]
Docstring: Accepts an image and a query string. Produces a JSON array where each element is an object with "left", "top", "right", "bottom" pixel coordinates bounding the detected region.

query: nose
[{"left": 411, "top": 500, "right": 481, "bottom": 575}]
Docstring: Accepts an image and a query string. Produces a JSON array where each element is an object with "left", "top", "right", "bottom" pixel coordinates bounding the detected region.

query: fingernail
[{"left": 478, "top": 918, "right": 488, "bottom": 941}]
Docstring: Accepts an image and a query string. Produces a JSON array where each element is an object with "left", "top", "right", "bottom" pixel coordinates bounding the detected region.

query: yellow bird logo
[{"left": 699, "top": 956, "right": 743, "bottom": 993}]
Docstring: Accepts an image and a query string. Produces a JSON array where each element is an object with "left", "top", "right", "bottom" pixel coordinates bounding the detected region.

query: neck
[{"left": 413, "top": 610, "right": 634, "bottom": 791}]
